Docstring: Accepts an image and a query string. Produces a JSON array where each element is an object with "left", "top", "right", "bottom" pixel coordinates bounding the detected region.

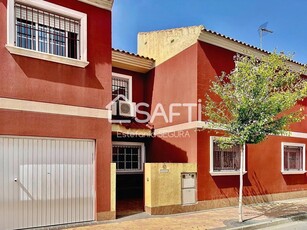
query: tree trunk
[{"left": 238, "top": 145, "right": 244, "bottom": 222}]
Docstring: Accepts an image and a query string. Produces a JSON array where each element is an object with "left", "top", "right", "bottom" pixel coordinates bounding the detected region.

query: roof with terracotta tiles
[
  {"left": 138, "top": 25, "right": 305, "bottom": 67},
  {"left": 202, "top": 28, "right": 305, "bottom": 67},
  {"left": 112, "top": 48, "right": 155, "bottom": 61}
]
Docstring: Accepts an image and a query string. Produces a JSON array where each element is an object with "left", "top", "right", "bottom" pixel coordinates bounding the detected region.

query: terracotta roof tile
[
  {"left": 112, "top": 48, "right": 155, "bottom": 61},
  {"left": 202, "top": 29, "right": 305, "bottom": 67}
]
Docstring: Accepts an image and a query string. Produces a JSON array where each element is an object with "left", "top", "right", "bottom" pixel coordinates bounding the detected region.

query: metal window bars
[
  {"left": 14, "top": 2, "right": 81, "bottom": 59},
  {"left": 112, "top": 77, "right": 130, "bottom": 100},
  {"left": 213, "top": 142, "right": 241, "bottom": 171},
  {"left": 284, "top": 146, "right": 303, "bottom": 171},
  {"left": 112, "top": 145, "right": 142, "bottom": 171}
]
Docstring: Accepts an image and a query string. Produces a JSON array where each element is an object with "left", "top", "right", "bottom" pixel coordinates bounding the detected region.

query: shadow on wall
[
  {"left": 212, "top": 175, "right": 251, "bottom": 190},
  {"left": 282, "top": 174, "right": 307, "bottom": 185},
  {"left": 212, "top": 145, "right": 252, "bottom": 190},
  {"left": 144, "top": 68, "right": 155, "bottom": 115},
  {"left": 11, "top": 54, "right": 104, "bottom": 89},
  {"left": 214, "top": 171, "right": 307, "bottom": 205},
  {"left": 243, "top": 172, "right": 270, "bottom": 204},
  {"left": 147, "top": 137, "right": 188, "bottom": 163},
  {"left": 210, "top": 142, "right": 272, "bottom": 204},
  {"left": 198, "top": 42, "right": 235, "bottom": 80},
  {"left": 212, "top": 172, "right": 271, "bottom": 205}
]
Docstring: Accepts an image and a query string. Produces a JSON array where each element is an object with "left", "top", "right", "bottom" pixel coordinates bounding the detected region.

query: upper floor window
[
  {"left": 112, "top": 73, "right": 132, "bottom": 100},
  {"left": 210, "top": 136, "right": 246, "bottom": 176},
  {"left": 6, "top": 0, "right": 88, "bottom": 68},
  {"left": 15, "top": 3, "right": 80, "bottom": 59},
  {"left": 281, "top": 142, "right": 306, "bottom": 174}
]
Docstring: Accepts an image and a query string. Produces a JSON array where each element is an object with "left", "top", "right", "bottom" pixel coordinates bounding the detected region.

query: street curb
[{"left": 228, "top": 213, "right": 307, "bottom": 230}]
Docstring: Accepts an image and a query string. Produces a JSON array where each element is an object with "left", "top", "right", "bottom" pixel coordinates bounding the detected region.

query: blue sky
[{"left": 112, "top": 0, "right": 307, "bottom": 64}]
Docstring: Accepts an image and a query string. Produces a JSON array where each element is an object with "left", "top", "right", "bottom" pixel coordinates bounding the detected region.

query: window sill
[
  {"left": 6, "top": 45, "right": 89, "bottom": 68},
  {"left": 210, "top": 171, "right": 247, "bottom": 176},
  {"left": 281, "top": 171, "right": 306, "bottom": 175}
]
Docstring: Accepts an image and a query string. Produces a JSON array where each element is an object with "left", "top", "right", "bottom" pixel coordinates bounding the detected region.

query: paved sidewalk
[{"left": 67, "top": 197, "right": 307, "bottom": 230}]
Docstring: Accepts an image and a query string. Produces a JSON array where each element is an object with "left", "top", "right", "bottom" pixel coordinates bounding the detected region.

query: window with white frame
[
  {"left": 210, "top": 136, "right": 246, "bottom": 175},
  {"left": 6, "top": 0, "right": 88, "bottom": 66},
  {"left": 112, "top": 73, "right": 132, "bottom": 100},
  {"left": 281, "top": 143, "right": 306, "bottom": 174},
  {"left": 112, "top": 142, "right": 145, "bottom": 173},
  {"left": 15, "top": 2, "right": 79, "bottom": 59}
]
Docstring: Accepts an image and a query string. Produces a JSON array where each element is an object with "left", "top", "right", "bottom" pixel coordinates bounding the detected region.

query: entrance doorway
[
  {"left": 116, "top": 174, "right": 144, "bottom": 217},
  {"left": 112, "top": 142, "right": 145, "bottom": 218}
]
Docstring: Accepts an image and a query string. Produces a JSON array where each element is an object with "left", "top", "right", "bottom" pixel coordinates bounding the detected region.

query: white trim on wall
[
  {"left": 154, "top": 121, "right": 307, "bottom": 140},
  {"left": 0, "top": 97, "right": 111, "bottom": 119},
  {"left": 5, "top": 45, "right": 89, "bottom": 68},
  {"left": 154, "top": 121, "right": 208, "bottom": 135},
  {"left": 289, "top": 132, "right": 307, "bottom": 139}
]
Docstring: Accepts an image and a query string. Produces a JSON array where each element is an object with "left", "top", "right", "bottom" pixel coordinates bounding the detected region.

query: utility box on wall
[
  {"left": 181, "top": 173, "right": 197, "bottom": 205},
  {"left": 144, "top": 163, "right": 197, "bottom": 215}
]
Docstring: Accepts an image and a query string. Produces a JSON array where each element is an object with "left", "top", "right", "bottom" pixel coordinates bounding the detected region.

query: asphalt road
[{"left": 262, "top": 220, "right": 307, "bottom": 230}]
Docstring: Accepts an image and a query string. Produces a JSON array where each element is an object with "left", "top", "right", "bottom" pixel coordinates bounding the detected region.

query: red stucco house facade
[
  {"left": 112, "top": 26, "right": 307, "bottom": 215},
  {"left": 1, "top": 0, "right": 307, "bottom": 229},
  {"left": 136, "top": 26, "right": 307, "bottom": 214},
  {"left": 0, "top": 0, "right": 113, "bottom": 228}
]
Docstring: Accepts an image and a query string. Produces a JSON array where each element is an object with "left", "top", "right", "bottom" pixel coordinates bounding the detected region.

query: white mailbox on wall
[{"left": 181, "top": 173, "right": 197, "bottom": 205}]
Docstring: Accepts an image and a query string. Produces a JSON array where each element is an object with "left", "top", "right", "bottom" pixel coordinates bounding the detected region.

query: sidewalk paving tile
[{"left": 67, "top": 197, "right": 307, "bottom": 230}]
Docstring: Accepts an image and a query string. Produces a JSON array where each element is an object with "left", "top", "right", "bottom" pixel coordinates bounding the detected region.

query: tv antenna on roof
[{"left": 258, "top": 22, "right": 273, "bottom": 49}]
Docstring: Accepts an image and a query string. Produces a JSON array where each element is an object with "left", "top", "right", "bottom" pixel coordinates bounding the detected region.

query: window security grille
[
  {"left": 112, "top": 145, "right": 142, "bottom": 171},
  {"left": 284, "top": 145, "right": 303, "bottom": 171},
  {"left": 112, "top": 77, "right": 130, "bottom": 100},
  {"left": 15, "top": 2, "right": 80, "bottom": 59},
  {"left": 213, "top": 142, "right": 241, "bottom": 171}
]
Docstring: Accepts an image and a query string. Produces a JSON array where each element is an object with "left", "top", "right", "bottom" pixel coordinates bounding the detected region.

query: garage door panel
[
  {"left": 0, "top": 136, "right": 95, "bottom": 230},
  {"left": 0, "top": 138, "right": 9, "bottom": 230}
]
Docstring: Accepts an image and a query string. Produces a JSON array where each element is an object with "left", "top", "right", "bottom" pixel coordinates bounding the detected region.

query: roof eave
[
  {"left": 112, "top": 50, "right": 155, "bottom": 73},
  {"left": 78, "top": 0, "right": 114, "bottom": 11},
  {"left": 198, "top": 30, "right": 305, "bottom": 73}
]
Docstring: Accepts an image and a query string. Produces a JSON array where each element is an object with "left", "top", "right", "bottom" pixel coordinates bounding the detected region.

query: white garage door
[{"left": 0, "top": 136, "right": 95, "bottom": 230}]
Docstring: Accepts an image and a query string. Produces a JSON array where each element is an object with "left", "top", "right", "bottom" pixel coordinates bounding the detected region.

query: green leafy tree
[{"left": 205, "top": 53, "right": 307, "bottom": 222}]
